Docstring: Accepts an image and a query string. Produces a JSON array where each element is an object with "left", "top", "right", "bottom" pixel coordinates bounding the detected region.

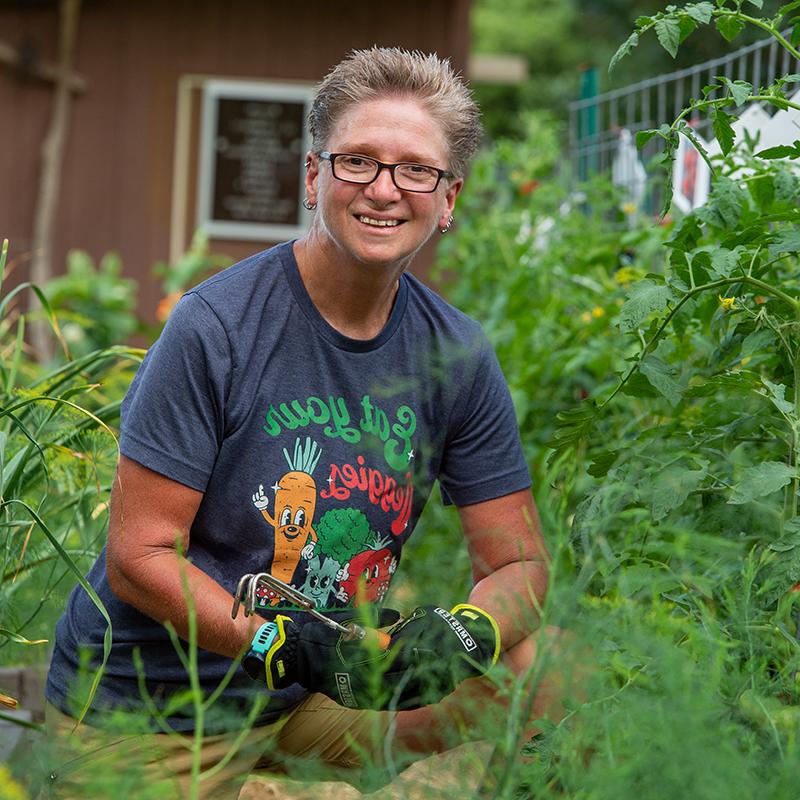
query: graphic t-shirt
[{"left": 46, "top": 241, "right": 531, "bottom": 731}]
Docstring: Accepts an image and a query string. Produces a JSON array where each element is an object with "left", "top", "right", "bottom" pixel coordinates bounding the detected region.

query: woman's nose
[{"left": 364, "top": 166, "right": 402, "bottom": 202}]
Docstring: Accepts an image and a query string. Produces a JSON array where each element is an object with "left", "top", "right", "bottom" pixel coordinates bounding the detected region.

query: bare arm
[
  {"left": 457, "top": 488, "right": 549, "bottom": 652},
  {"left": 106, "top": 455, "right": 263, "bottom": 659}
]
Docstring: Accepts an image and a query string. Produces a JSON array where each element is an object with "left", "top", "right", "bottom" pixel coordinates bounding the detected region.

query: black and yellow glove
[{"left": 243, "top": 604, "right": 500, "bottom": 711}]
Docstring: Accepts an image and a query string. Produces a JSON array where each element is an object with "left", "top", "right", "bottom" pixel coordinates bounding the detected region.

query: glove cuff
[{"left": 449, "top": 603, "right": 502, "bottom": 667}]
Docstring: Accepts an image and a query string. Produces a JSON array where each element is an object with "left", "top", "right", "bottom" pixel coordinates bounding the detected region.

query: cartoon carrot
[{"left": 253, "top": 437, "right": 321, "bottom": 587}]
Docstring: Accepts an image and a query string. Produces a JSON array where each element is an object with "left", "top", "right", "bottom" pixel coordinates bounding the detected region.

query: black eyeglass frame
[{"left": 317, "top": 151, "right": 454, "bottom": 193}]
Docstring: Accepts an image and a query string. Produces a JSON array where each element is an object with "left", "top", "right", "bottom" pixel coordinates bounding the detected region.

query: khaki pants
[{"left": 43, "top": 695, "right": 394, "bottom": 799}]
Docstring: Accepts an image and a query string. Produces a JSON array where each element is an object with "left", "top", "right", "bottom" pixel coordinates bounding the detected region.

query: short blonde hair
[{"left": 309, "top": 47, "right": 482, "bottom": 179}]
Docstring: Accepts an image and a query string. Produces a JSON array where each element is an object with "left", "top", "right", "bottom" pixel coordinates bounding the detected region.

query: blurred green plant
[
  {"left": 41, "top": 249, "right": 140, "bottom": 356},
  {"left": 151, "top": 231, "right": 232, "bottom": 325}
]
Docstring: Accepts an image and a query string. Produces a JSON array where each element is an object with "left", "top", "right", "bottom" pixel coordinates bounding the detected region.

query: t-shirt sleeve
[
  {"left": 119, "top": 292, "right": 232, "bottom": 492},
  {"left": 438, "top": 330, "right": 531, "bottom": 506}
]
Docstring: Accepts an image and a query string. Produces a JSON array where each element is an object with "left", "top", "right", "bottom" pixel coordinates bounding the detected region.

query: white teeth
[{"left": 358, "top": 215, "right": 400, "bottom": 227}]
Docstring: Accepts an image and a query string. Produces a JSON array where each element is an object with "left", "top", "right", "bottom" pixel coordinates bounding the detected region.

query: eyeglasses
[{"left": 318, "top": 151, "right": 453, "bottom": 193}]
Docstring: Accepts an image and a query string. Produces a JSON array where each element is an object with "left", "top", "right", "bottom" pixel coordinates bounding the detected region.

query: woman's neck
[{"left": 293, "top": 234, "right": 407, "bottom": 340}]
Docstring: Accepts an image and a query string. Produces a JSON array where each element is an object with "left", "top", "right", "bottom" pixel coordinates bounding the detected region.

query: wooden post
[{"left": 29, "top": 0, "right": 82, "bottom": 360}]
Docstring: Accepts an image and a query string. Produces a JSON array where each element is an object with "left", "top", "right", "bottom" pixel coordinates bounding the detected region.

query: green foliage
[
  {"left": 400, "top": 5, "right": 800, "bottom": 794},
  {"left": 0, "top": 240, "right": 143, "bottom": 692},
  {"left": 42, "top": 249, "right": 140, "bottom": 356}
]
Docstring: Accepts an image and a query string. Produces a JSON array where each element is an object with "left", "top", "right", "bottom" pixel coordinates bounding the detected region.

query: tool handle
[{"left": 346, "top": 623, "right": 391, "bottom": 651}]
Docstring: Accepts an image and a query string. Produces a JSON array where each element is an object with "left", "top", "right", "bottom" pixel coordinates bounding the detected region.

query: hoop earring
[
  {"left": 440, "top": 215, "right": 453, "bottom": 234},
  {"left": 302, "top": 198, "right": 317, "bottom": 211}
]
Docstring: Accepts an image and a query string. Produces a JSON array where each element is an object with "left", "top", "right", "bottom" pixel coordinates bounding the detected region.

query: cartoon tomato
[{"left": 340, "top": 548, "right": 397, "bottom": 605}]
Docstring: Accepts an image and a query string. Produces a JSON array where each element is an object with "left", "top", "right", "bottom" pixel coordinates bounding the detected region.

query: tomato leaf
[
  {"left": 617, "top": 279, "right": 674, "bottom": 332},
  {"left": 760, "top": 378, "right": 795, "bottom": 417},
  {"left": 609, "top": 32, "right": 639, "bottom": 73},
  {"left": 686, "top": 1, "right": 715, "bottom": 23},
  {"left": 716, "top": 15, "right": 746, "bottom": 41},
  {"left": 655, "top": 16, "right": 683, "bottom": 57},
  {"left": 636, "top": 128, "right": 661, "bottom": 149},
  {"left": 718, "top": 77, "right": 753, "bottom": 107},
  {"left": 647, "top": 463, "right": 707, "bottom": 521},
  {"left": 696, "top": 176, "right": 745, "bottom": 229},
  {"left": 639, "top": 355, "right": 683, "bottom": 405},
  {"left": 755, "top": 140, "right": 800, "bottom": 159},
  {"left": 712, "top": 108, "right": 736, "bottom": 155},
  {"left": 768, "top": 230, "right": 800, "bottom": 258},
  {"left": 729, "top": 462, "right": 797, "bottom": 505},
  {"left": 709, "top": 247, "right": 740, "bottom": 278},
  {"left": 679, "top": 15, "right": 698, "bottom": 43}
]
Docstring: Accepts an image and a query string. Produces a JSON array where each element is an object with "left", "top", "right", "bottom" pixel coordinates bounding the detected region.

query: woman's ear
[
  {"left": 304, "top": 151, "right": 319, "bottom": 206},
  {"left": 438, "top": 178, "right": 463, "bottom": 230}
]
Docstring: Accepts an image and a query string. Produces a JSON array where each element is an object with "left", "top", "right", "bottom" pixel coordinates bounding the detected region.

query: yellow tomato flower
[
  {"left": 580, "top": 311, "right": 592, "bottom": 323},
  {"left": 591, "top": 306, "right": 605, "bottom": 318},
  {"left": 718, "top": 295, "right": 736, "bottom": 310},
  {"left": 622, "top": 201, "right": 638, "bottom": 215}
]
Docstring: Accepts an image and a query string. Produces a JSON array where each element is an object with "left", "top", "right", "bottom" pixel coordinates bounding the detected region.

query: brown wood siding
[{"left": 0, "top": 0, "right": 471, "bottom": 322}]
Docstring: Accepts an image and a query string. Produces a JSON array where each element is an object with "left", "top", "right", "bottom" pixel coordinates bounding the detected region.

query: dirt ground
[{"left": 238, "top": 742, "right": 495, "bottom": 800}]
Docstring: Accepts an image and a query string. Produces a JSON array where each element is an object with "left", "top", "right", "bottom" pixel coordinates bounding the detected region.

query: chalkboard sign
[{"left": 197, "top": 80, "right": 315, "bottom": 241}]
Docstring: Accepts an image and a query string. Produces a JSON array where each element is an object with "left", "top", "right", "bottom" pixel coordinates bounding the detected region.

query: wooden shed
[{"left": 0, "top": 0, "right": 472, "bottom": 324}]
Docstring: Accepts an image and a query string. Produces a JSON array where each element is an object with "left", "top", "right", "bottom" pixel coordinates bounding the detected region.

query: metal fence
[{"left": 568, "top": 30, "right": 800, "bottom": 182}]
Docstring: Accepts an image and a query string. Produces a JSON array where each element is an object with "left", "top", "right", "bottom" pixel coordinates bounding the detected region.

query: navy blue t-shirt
[{"left": 46, "top": 241, "right": 531, "bottom": 731}]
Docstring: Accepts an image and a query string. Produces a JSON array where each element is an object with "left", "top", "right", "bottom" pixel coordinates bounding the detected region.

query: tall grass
[{"left": 0, "top": 239, "right": 144, "bottom": 725}]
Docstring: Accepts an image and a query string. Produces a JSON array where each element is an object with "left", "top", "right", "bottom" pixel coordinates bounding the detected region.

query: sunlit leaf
[
  {"left": 718, "top": 77, "right": 753, "bottom": 107},
  {"left": 686, "top": 1, "right": 715, "bottom": 23},
  {"left": 0, "top": 628, "right": 48, "bottom": 645},
  {"left": 617, "top": 279, "right": 674, "bottom": 332}
]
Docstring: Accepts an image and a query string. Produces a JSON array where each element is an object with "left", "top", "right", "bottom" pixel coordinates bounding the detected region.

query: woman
[{"left": 44, "top": 47, "right": 551, "bottom": 798}]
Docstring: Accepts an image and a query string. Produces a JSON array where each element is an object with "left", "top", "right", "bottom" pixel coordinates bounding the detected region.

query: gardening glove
[
  {"left": 244, "top": 604, "right": 500, "bottom": 711},
  {"left": 243, "top": 607, "right": 399, "bottom": 704},
  {"left": 380, "top": 603, "right": 501, "bottom": 708}
]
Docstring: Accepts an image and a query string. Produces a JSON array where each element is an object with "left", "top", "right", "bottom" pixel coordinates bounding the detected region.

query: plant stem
[
  {"left": 791, "top": 306, "right": 800, "bottom": 521},
  {"left": 601, "top": 276, "right": 800, "bottom": 408},
  {"left": 733, "top": 12, "right": 800, "bottom": 61}
]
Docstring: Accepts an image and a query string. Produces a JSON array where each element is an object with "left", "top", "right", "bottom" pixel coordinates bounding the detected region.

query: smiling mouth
[{"left": 356, "top": 215, "right": 404, "bottom": 228}]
